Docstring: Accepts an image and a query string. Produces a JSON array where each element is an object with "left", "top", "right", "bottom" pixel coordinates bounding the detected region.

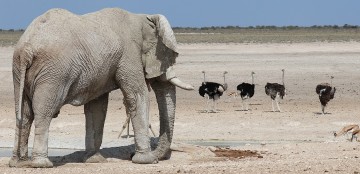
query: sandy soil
[{"left": 1, "top": 42, "right": 360, "bottom": 173}]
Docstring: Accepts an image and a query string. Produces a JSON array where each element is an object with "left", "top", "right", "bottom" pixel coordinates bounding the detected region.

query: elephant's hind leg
[
  {"left": 83, "top": 93, "right": 109, "bottom": 163},
  {"left": 30, "top": 86, "right": 64, "bottom": 168},
  {"left": 9, "top": 95, "right": 34, "bottom": 168}
]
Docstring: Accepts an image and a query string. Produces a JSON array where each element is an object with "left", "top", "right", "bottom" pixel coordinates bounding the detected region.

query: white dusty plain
[{"left": 1, "top": 42, "right": 360, "bottom": 173}]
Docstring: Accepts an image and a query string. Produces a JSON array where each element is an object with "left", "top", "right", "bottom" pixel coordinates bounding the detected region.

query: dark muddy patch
[{"left": 212, "top": 148, "right": 263, "bottom": 159}]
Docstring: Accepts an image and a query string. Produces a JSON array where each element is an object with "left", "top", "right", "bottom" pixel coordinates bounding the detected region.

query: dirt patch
[{"left": 213, "top": 148, "right": 263, "bottom": 159}]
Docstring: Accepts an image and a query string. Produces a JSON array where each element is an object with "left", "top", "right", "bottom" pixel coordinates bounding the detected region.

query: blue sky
[{"left": 1, "top": 0, "right": 359, "bottom": 29}]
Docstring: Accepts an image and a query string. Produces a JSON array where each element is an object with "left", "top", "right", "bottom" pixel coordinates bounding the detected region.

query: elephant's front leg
[
  {"left": 117, "top": 67, "right": 157, "bottom": 164},
  {"left": 83, "top": 93, "right": 109, "bottom": 163},
  {"left": 151, "top": 80, "right": 176, "bottom": 160}
]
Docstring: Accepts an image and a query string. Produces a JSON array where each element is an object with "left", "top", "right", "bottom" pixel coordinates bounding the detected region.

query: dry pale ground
[{"left": 1, "top": 42, "right": 360, "bottom": 173}]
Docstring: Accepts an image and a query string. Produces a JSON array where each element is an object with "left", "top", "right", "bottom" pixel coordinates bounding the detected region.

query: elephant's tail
[
  {"left": 15, "top": 44, "right": 33, "bottom": 121},
  {"left": 16, "top": 64, "right": 26, "bottom": 121}
]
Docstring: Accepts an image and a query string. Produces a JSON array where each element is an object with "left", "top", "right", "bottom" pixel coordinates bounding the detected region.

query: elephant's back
[
  {"left": 15, "top": 9, "right": 124, "bottom": 104},
  {"left": 82, "top": 8, "right": 138, "bottom": 36},
  {"left": 18, "top": 9, "right": 79, "bottom": 47},
  {"left": 17, "top": 8, "right": 121, "bottom": 54},
  {"left": 83, "top": 8, "right": 131, "bottom": 19}
]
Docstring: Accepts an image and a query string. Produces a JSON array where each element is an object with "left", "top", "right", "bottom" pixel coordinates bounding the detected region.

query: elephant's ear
[{"left": 143, "top": 14, "right": 178, "bottom": 79}]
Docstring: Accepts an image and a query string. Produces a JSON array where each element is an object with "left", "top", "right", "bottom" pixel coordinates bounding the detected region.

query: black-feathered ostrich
[
  {"left": 237, "top": 71, "right": 255, "bottom": 111},
  {"left": 265, "top": 69, "right": 286, "bottom": 112},
  {"left": 316, "top": 76, "right": 336, "bottom": 114},
  {"left": 199, "top": 71, "right": 228, "bottom": 112}
]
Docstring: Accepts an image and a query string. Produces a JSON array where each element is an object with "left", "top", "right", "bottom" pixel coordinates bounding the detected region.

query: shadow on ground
[{"left": 50, "top": 138, "right": 159, "bottom": 167}]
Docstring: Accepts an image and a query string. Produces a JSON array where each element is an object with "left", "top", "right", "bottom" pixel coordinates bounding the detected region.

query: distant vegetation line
[
  {"left": 0, "top": 25, "right": 360, "bottom": 46},
  {"left": 2, "top": 24, "right": 359, "bottom": 32},
  {"left": 173, "top": 24, "right": 360, "bottom": 32}
]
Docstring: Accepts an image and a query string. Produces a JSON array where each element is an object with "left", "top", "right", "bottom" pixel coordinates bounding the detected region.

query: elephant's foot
[
  {"left": 8, "top": 157, "right": 17, "bottom": 167},
  {"left": 153, "top": 149, "right": 172, "bottom": 161},
  {"left": 83, "top": 152, "right": 107, "bottom": 163},
  {"left": 10, "top": 161, "right": 32, "bottom": 168},
  {"left": 11, "top": 157, "right": 53, "bottom": 168},
  {"left": 9, "top": 157, "right": 20, "bottom": 167},
  {"left": 132, "top": 152, "right": 158, "bottom": 164},
  {"left": 31, "top": 157, "right": 53, "bottom": 168},
  {"left": 158, "top": 150, "right": 172, "bottom": 160},
  {"left": 9, "top": 157, "right": 31, "bottom": 168}
]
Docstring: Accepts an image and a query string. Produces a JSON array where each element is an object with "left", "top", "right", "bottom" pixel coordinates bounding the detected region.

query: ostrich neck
[
  {"left": 282, "top": 71, "right": 285, "bottom": 86},
  {"left": 251, "top": 74, "right": 254, "bottom": 84}
]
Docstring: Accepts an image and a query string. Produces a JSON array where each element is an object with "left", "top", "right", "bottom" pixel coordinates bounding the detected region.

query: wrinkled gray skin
[{"left": 10, "top": 8, "right": 193, "bottom": 168}]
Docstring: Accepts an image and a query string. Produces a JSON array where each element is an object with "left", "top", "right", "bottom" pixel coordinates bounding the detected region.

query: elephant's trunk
[{"left": 150, "top": 80, "right": 176, "bottom": 160}]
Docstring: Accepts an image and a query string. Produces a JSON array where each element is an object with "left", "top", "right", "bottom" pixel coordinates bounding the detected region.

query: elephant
[{"left": 10, "top": 8, "right": 194, "bottom": 168}]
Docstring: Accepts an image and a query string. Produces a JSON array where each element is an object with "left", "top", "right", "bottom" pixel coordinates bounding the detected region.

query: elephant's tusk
[{"left": 169, "top": 77, "right": 194, "bottom": 90}]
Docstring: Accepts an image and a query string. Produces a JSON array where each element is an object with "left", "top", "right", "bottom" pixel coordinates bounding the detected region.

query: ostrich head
[{"left": 330, "top": 76, "right": 334, "bottom": 86}]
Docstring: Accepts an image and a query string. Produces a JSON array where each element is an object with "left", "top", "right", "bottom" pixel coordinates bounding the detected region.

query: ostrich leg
[
  {"left": 118, "top": 116, "right": 156, "bottom": 138},
  {"left": 118, "top": 115, "right": 131, "bottom": 138},
  {"left": 215, "top": 99, "right": 218, "bottom": 112},
  {"left": 271, "top": 100, "right": 275, "bottom": 112},
  {"left": 212, "top": 100, "right": 216, "bottom": 112},
  {"left": 321, "top": 105, "right": 325, "bottom": 115},
  {"left": 245, "top": 99, "right": 249, "bottom": 111},
  {"left": 276, "top": 98, "right": 282, "bottom": 112},
  {"left": 149, "top": 124, "right": 156, "bottom": 137},
  {"left": 205, "top": 95, "right": 210, "bottom": 112},
  {"left": 126, "top": 120, "right": 130, "bottom": 138},
  {"left": 241, "top": 99, "right": 245, "bottom": 111}
]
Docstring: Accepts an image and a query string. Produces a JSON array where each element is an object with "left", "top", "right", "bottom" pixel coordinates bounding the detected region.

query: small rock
[
  {"left": 303, "top": 166, "right": 311, "bottom": 171},
  {"left": 178, "top": 166, "right": 191, "bottom": 173}
]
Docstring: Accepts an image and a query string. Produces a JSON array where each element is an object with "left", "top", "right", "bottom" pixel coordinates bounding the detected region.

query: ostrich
[
  {"left": 237, "top": 71, "right": 255, "bottom": 111},
  {"left": 333, "top": 124, "right": 359, "bottom": 141},
  {"left": 199, "top": 71, "right": 228, "bottom": 112},
  {"left": 265, "top": 69, "right": 286, "bottom": 112},
  {"left": 316, "top": 76, "right": 336, "bottom": 115}
]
